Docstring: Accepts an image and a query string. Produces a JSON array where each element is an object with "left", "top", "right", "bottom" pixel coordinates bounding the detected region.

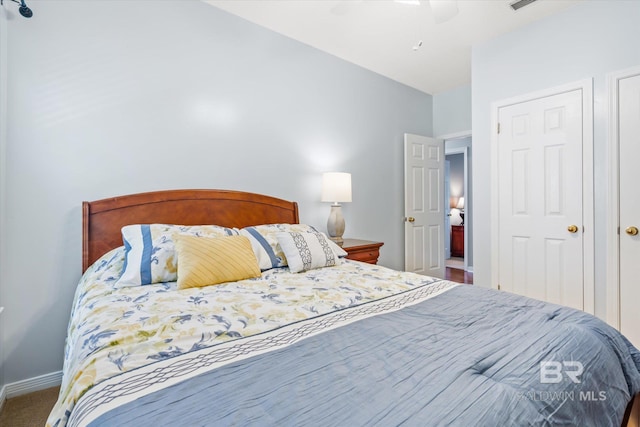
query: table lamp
[
  {"left": 457, "top": 196, "right": 465, "bottom": 225},
  {"left": 321, "top": 172, "right": 352, "bottom": 245}
]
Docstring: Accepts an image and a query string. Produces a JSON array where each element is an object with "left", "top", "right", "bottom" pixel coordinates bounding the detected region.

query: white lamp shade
[
  {"left": 321, "top": 172, "right": 352, "bottom": 203},
  {"left": 456, "top": 196, "right": 465, "bottom": 210}
]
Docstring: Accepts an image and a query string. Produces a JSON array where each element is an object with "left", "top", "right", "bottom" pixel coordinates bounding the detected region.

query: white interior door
[
  {"left": 618, "top": 72, "right": 640, "bottom": 347},
  {"left": 498, "top": 89, "right": 585, "bottom": 310},
  {"left": 404, "top": 133, "right": 445, "bottom": 278}
]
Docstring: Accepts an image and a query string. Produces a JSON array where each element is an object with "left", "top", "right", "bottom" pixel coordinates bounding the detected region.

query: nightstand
[
  {"left": 451, "top": 225, "right": 464, "bottom": 258},
  {"left": 341, "top": 239, "right": 384, "bottom": 264}
]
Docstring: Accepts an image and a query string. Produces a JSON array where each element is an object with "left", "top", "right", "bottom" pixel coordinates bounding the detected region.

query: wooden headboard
[{"left": 82, "top": 189, "right": 299, "bottom": 272}]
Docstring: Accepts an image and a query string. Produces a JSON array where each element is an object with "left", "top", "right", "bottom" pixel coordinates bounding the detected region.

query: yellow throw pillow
[{"left": 174, "top": 234, "right": 261, "bottom": 290}]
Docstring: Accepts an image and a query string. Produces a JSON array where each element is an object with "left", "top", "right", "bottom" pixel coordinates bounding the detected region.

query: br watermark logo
[
  {"left": 515, "top": 361, "right": 607, "bottom": 402},
  {"left": 540, "top": 360, "right": 583, "bottom": 384}
]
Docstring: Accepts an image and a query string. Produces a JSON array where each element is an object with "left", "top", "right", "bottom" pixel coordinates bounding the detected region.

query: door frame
[
  {"left": 606, "top": 65, "right": 640, "bottom": 329},
  {"left": 444, "top": 160, "right": 451, "bottom": 260},
  {"left": 445, "top": 145, "right": 469, "bottom": 271},
  {"left": 490, "top": 79, "right": 594, "bottom": 314},
  {"left": 438, "top": 131, "right": 472, "bottom": 272},
  {"left": 0, "top": 0, "right": 8, "bottom": 393}
]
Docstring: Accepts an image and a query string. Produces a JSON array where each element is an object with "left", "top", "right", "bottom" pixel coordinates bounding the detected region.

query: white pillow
[
  {"left": 276, "top": 231, "right": 343, "bottom": 273},
  {"left": 116, "top": 224, "right": 238, "bottom": 287},
  {"left": 330, "top": 239, "right": 348, "bottom": 258},
  {"left": 239, "top": 224, "right": 346, "bottom": 271}
]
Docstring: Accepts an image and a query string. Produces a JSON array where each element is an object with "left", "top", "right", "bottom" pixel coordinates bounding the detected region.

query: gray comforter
[{"left": 83, "top": 284, "right": 640, "bottom": 427}]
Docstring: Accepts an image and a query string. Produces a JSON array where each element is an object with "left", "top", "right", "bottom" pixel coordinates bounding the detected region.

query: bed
[{"left": 48, "top": 189, "right": 640, "bottom": 427}]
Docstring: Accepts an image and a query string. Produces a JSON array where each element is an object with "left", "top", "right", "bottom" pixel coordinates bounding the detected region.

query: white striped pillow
[
  {"left": 239, "top": 224, "right": 346, "bottom": 271},
  {"left": 276, "top": 231, "right": 343, "bottom": 273},
  {"left": 116, "top": 224, "right": 238, "bottom": 288}
]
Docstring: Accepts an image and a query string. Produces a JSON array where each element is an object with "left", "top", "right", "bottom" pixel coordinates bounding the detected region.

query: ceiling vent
[{"left": 509, "top": 0, "right": 537, "bottom": 11}]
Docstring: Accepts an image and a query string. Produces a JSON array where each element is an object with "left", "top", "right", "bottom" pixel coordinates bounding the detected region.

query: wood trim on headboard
[{"left": 82, "top": 189, "right": 299, "bottom": 272}]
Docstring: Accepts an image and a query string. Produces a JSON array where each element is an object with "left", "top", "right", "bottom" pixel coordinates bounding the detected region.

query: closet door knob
[
  {"left": 406, "top": 217, "right": 415, "bottom": 223},
  {"left": 567, "top": 225, "right": 579, "bottom": 233},
  {"left": 625, "top": 226, "right": 639, "bottom": 236}
]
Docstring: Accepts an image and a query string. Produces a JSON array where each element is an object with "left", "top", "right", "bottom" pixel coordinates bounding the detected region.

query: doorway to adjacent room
[{"left": 444, "top": 136, "right": 472, "bottom": 283}]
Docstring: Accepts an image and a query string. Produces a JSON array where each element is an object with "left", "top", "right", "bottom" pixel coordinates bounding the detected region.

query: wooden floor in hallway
[{"left": 445, "top": 267, "right": 473, "bottom": 284}]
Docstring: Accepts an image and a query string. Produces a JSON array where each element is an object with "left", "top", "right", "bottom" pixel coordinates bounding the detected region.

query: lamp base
[
  {"left": 329, "top": 236, "right": 344, "bottom": 245},
  {"left": 327, "top": 204, "right": 345, "bottom": 245},
  {"left": 460, "top": 212, "right": 464, "bottom": 226}
]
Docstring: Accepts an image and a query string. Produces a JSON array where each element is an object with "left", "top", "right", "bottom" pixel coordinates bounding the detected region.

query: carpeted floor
[{"left": 0, "top": 386, "right": 59, "bottom": 427}]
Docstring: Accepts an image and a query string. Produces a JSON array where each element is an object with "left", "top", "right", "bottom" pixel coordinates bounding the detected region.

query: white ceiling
[{"left": 206, "top": 0, "right": 582, "bottom": 95}]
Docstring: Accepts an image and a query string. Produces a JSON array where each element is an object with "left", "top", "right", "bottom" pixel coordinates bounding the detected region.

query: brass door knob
[
  {"left": 625, "top": 226, "right": 639, "bottom": 236},
  {"left": 406, "top": 217, "right": 415, "bottom": 223},
  {"left": 567, "top": 225, "right": 579, "bottom": 233}
]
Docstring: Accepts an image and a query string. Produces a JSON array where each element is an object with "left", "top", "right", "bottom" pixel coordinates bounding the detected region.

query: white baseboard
[
  {"left": 0, "top": 384, "right": 6, "bottom": 413},
  {"left": 5, "top": 370, "right": 62, "bottom": 398}
]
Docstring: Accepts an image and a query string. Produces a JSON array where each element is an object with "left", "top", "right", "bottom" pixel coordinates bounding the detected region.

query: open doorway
[
  {"left": 446, "top": 151, "right": 465, "bottom": 265},
  {"left": 444, "top": 135, "right": 473, "bottom": 283}
]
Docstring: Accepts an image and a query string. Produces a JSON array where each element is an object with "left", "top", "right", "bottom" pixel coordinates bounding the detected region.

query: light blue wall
[
  {"left": 472, "top": 0, "right": 640, "bottom": 320},
  {"left": 0, "top": 1, "right": 432, "bottom": 384},
  {"left": 433, "top": 85, "right": 472, "bottom": 267},
  {"left": 433, "top": 84, "right": 471, "bottom": 137}
]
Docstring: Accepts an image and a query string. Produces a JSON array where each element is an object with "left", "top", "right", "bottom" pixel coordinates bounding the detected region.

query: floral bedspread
[{"left": 48, "top": 247, "right": 445, "bottom": 427}]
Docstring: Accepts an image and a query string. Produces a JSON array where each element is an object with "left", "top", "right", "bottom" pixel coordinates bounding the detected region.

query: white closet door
[
  {"left": 498, "top": 89, "right": 584, "bottom": 310},
  {"left": 618, "top": 73, "right": 640, "bottom": 347}
]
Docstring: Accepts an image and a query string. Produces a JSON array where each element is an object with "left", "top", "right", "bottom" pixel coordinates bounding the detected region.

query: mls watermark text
[
  {"left": 515, "top": 360, "right": 607, "bottom": 402},
  {"left": 516, "top": 390, "right": 607, "bottom": 402}
]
